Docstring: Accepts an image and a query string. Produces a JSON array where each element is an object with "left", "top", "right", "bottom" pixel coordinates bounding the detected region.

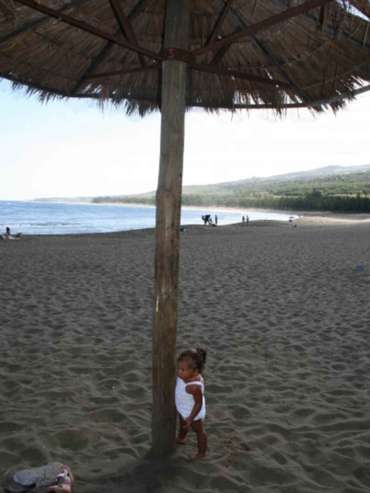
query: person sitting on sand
[
  {"left": 1, "top": 226, "right": 11, "bottom": 239},
  {"left": 1, "top": 226, "right": 22, "bottom": 240},
  {"left": 5, "top": 463, "right": 73, "bottom": 493},
  {"left": 175, "top": 348, "right": 208, "bottom": 458},
  {"left": 48, "top": 466, "right": 73, "bottom": 493}
]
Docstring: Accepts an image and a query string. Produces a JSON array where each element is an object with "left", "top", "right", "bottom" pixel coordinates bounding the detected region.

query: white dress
[{"left": 175, "top": 376, "right": 206, "bottom": 421}]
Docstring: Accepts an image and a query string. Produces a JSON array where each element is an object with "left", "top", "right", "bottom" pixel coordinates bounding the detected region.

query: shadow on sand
[{"left": 92, "top": 454, "right": 193, "bottom": 493}]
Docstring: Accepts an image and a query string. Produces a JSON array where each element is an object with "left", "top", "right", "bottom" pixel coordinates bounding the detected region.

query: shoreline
[
  {"left": 32, "top": 199, "right": 370, "bottom": 220},
  {"left": 3, "top": 200, "right": 370, "bottom": 237},
  {"left": 31, "top": 199, "right": 295, "bottom": 217},
  {"left": 8, "top": 212, "right": 370, "bottom": 238},
  {"left": 297, "top": 211, "right": 370, "bottom": 225}
]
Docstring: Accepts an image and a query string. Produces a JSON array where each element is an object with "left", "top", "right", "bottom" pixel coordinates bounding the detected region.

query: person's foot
[
  {"left": 187, "top": 451, "right": 207, "bottom": 460},
  {"left": 48, "top": 485, "right": 72, "bottom": 493}
]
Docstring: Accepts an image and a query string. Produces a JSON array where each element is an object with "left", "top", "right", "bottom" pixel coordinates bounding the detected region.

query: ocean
[{"left": 0, "top": 201, "right": 295, "bottom": 235}]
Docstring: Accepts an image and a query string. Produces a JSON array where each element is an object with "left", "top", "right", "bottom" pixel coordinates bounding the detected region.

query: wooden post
[{"left": 151, "top": 0, "right": 189, "bottom": 457}]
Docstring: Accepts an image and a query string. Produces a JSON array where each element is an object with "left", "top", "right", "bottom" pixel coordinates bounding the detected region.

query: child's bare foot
[
  {"left": 194, "top": 452, "right": 207, "bottom": 459},
  {"left": 187, "top": 451, "right": 207, "bottom": 460}
]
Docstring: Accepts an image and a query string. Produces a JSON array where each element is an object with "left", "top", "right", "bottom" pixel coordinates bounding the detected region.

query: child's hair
[{"left": 178, "top": 348, "right": 207, "bottom": 373}]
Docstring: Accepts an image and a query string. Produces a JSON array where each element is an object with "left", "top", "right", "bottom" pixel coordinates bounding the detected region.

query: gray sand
[{"left": 1, "top": 220, "right": 370, "bottom": 492}]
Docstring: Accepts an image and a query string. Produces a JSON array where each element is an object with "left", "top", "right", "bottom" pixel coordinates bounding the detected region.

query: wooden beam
[
  {"left": 128, "top": 0, "right": 149, "bottom": 20},
  {"left": 363, "top": 23, "right": 369, "bottom": 46},
  {"left": 71, "top": 1, "right": 150, "bottom": 95},
  {"left": 190, "top": 62, "right": 291, "bottom": 88},
  {"left": 318, "top": 4, "right": 326, "bottom": 29},
  {"left": 251, "top": 39, "right": 312, "bottom": 101},
  {"left": 83, "top": 62, "right": 160, "bottom": 80},
  {"left": 108, "top": 0, "right": 146, "bottom": 66},
  {"left": 205, "top": 0, "right": 235, "bottom": 48},
  {"left": 211, "top": 40, "right": 235, "bottom": 65},
  {"left": 14, "top": 0, "right": 162, "bottom": 61},
  {"left": 0, "top": 0, "right": 91, "bottom": 45},
  {"left": 109, "top": 0, "right": 139, "bottom": 42},
  {"left": 152, "top": 0, "right": 189, "bottom": 458},
  {"left": 304, "top": 9, "right": 370, "bottom": 49},
  {"left": 192, "top": 0, "right": 335, "bottom": 58},
  {"left": 216, "top": 1, "right": 312, "bottom": 104},
  {"left": 71, "top": 40, "right": 114, "bottom": 94},
  {"left": 85, "top": 61, "right": 289, "bottom": 88},
  {"left": 251, "top": 0, "right": 259, "bottom": 18}
]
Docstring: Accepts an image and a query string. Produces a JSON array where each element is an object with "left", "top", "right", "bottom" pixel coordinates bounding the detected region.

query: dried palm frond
[{"left": 0, "top": 0, "right": 369, "bottom": 114}]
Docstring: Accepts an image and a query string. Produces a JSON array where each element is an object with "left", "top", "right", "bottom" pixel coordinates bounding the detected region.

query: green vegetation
[{"left": 92, "top": 168, "right": 370, "bottom": 213}]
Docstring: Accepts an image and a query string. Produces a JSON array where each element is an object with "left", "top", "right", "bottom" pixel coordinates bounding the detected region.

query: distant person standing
[
  {"left": 246, "top": 215, "right": 250, "bottom": 226},
  {"left": 242, "top": 216, "right": 245, "bottom": 224},
  {"left": 5, "top": 226, "right": 10, "bottom": 236},
  {"left": 215, "top": 215, "right": 218, "bottom": 226}
]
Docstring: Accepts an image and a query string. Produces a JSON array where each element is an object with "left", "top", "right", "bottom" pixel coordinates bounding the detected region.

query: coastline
[
  {"left": 31, "top": 199, "right": 293, "bottom": 217},
  {"left": 8, "top": 210, "right": 370, "bottom": 239},
  {"left": 297, "top": 211, "right": 370, "bottom": 225},
  {"left": 3, "top": 200, "right": 297, "bottom": 236},
  {"left": 32, "top": 198, "right": 370, "bottom": 223}
]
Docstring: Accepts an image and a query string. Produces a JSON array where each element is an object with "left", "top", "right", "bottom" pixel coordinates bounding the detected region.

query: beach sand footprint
[{"left": 55, "top": 428, "right": 91, "bottom": 451}]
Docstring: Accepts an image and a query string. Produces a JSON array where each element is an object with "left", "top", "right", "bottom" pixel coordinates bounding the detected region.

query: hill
[{"left": 92, "top": 164, "right": 370, "bottom": 213}]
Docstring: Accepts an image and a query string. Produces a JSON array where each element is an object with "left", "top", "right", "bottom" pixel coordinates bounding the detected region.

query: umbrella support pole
[{"left": 151, "top": 0, "right": 189, "bottom": 458}]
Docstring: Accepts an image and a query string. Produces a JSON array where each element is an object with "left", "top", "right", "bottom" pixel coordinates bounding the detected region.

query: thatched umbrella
[{"left": 1, "top": 0, "right": 370, "bottom": 457}]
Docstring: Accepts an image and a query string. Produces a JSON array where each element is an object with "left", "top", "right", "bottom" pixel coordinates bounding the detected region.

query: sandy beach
[{"left": 1, "top": 215, "right": 369, "bottom": 492}]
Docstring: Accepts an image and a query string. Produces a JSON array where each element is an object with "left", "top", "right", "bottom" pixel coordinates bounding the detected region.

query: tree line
[
  {"left": 181, "top": 190, "right": 370, "bottom": 212},
  {"left": 93, "top": 191, "right": 370, "bottom": 212}
]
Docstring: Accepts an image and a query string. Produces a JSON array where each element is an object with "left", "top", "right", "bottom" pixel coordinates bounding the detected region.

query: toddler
[{"left": 175, "top": 348, "right": 207, "bottom": 458}]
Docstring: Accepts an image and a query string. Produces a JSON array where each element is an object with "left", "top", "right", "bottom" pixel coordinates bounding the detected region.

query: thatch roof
[{"left": 1, "top": 0, "right": 370, "bottom": 114}]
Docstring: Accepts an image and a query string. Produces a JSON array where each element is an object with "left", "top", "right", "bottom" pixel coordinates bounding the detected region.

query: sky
[{"left": 0, "top": 80, "right": 369, "bottom": 201}]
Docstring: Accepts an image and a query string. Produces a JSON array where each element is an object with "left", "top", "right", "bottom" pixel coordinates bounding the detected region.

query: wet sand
[{"left": 1, "top": 217, "right": 370, "bottom": 492}]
